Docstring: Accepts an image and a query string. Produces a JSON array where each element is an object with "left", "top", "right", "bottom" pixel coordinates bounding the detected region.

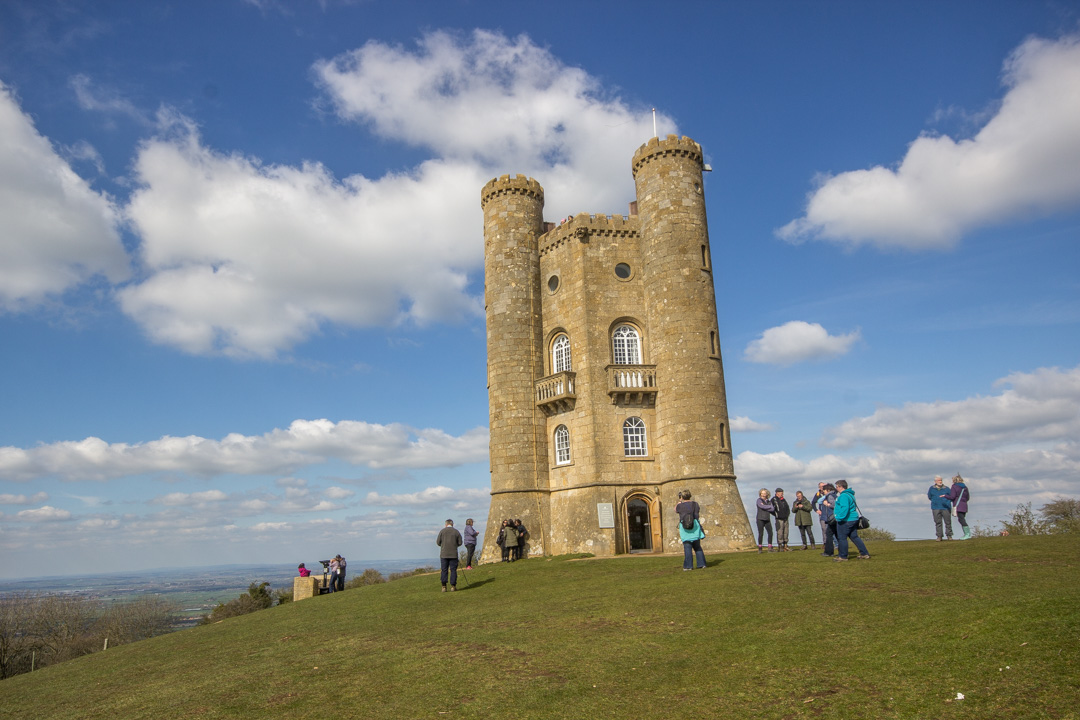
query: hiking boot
[
  {"left": 833, "top": 557, "right": 848, "bottom": 562},
  {"left": 441, "top": 586, "right": 447, "bottom": 592},
  {"left": 858, "top": 555, "right": 871, "bottom": 560},
  {"left": 450, "top": 586, "right": 456, "bottom": 592}
]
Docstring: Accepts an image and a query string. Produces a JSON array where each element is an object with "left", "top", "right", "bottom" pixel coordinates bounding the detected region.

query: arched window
[
  {"left": 612, "top": 325, "right": 641, "bottom": 365},
  {"left": 623, "top": 417, "right": 647, "bottom": 457},
  {"left": 552, "top": 334, "right": 571, "bottom": 373},
  {"left": 554, "top": 425, "right": 571, "bottom": 465}
]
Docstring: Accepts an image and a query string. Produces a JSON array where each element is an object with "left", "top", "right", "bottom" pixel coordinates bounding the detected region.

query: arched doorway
[{"left": 624, "top": 493, "right": 662, "bottom": 553}]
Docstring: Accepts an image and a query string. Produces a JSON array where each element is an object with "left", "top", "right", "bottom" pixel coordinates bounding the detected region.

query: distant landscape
[{"left": 0, "top": 559, "right": 432, "bottom": 628}]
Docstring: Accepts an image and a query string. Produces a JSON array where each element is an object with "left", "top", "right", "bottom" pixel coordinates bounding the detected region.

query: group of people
[
  {"left": 754, "top": 487, "right": 820, "bottom": 552},
  {"left": 752, "top": 482, "right": 870, "bottom": 561},
  {"left": 928, "top": 474, "right": 971, "bottom": 540},
  {"left": 495, "top": 518, "right": 528, "bottom": 562},
  {"left": 295, "top": 553, "right": 347, "bottom": 592}
]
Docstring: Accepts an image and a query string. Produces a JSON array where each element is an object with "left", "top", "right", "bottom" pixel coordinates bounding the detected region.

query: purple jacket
[
  {"left": 463, "top": 525, "right": 479, "bottom": 546},
  {"left": 949, "top": 482, "right": 970, "bottom": 513}
]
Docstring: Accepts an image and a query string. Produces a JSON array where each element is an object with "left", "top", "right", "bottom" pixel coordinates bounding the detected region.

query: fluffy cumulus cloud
[
  {"left": 778, "top": 34, "right": 1080, "bottom": 249},
  {"left": 735, "top": 365, "right": 1080, "bottom": 537},
  {"left": 314, "top": 30, "right": 666, "bottom": 214},
  {"left": 0, "top": 492, "right": 48, "bottom": 505},
  {"left": 115, "top": 30, "right": 667, "bottom": 358},
  {"left": 0, "top": 81, "right": 129, "bottom": 310},
  {"left": 744, "top": 321, "right": 860, "bottom": 366},
  {"left": 0, "top": 419, "right": 488, "bottom": 482}
]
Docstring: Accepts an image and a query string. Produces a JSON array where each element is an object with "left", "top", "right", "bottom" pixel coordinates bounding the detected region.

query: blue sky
[{"left": 1, "top": 1, "right": 1078, "bottom": 577}]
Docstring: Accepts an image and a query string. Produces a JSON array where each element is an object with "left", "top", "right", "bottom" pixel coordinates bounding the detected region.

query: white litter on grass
[{"left": 956, "top": 693, "right": 965, "bottom": 701}]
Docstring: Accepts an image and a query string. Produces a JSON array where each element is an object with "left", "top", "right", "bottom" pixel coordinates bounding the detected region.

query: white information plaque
[{"left": 597, "top": 502, "right": 615, "bottom": 528}]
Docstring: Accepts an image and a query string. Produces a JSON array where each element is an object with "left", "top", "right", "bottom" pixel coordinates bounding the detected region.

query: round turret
[
  {"left": 480, "top": 174, "right": 549, "bottom": 560},
  {"left": 632, "top": 135, "right": 733, "bottom": 481}
]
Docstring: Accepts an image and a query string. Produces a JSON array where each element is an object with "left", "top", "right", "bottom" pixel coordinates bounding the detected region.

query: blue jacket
[
  {"left": 833, "top": 488, "right": 859, "bottom": 523},
  {"left": 463, "top": 525, "right": 479, "bottom": 546},
  {"left": 928, "top": 484, "right": 952, "bottom": 510},
  {"left": 820, "top": 491, "right": 838, "bottom": 523}
]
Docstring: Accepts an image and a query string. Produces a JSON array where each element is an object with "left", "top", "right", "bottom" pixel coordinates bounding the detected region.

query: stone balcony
[
  {"left": 535, "top": 371, "right": 576, "bottom": 415},
  {"left": 607, "top": 364, "right": 658, "bottom": 406}
]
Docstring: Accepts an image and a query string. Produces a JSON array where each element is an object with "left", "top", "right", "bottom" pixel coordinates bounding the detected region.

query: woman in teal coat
[{"left": 676, "top": 490, "right": 707, "bottom": 570}]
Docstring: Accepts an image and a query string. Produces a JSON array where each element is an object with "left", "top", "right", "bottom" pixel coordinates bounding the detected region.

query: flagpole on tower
[{"left": 652, "top": 108, "right": 657, "bottom": 138}]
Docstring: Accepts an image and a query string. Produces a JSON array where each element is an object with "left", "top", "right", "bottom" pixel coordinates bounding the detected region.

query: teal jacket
[{"left": 833, "top": 488, "right": 860, "bottom": 523}]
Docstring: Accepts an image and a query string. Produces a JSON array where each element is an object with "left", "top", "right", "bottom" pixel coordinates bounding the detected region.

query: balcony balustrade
[
  {"left": 535, "top": 371, "right": 576, "bottom": 415},
  {"left": 607, "top": 365, "right": 658, "bottom": 406}
]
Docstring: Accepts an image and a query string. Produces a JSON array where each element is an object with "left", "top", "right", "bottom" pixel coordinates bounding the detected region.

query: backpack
[{"left": 679, "top": 502, "right": 697, "bottom": 531}]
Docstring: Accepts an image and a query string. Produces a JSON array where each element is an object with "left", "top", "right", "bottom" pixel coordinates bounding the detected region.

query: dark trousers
[
  {"left": 797, "top": 524, "right": 816, "bottom": 545},
  {"left": 682, "top": 540, "right": 706, "bottom": 569},
  {"left": 836, "top": 520, "right": 870, "bottom": 559},
  {"left": 440, "top": 557, "right": 459, "bottom": 587},
  {"left": 334, "top": 573, "right": 345, "bottom": 592},
  {"left": 465, "top": 544, "right": 476, "bottom": 566},
  {"left": 956, "top": 511, "right": 968, "bottom": 529},
  {"left": 756, "top": 518, "right": 773, "bottom": 545},
  {"left": 822, "top": 521, "right": 838, "bottom": 556},
  {"left": 500, "top": 544, "right": 509, "bottom": 562}
]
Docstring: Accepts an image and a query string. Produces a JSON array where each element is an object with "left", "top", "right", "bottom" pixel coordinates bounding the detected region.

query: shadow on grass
[{"left": 457, "top": 577, "right": 495, "bottom": 590}]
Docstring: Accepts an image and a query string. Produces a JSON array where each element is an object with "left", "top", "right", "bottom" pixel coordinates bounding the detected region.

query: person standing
[
  {"left": 503, "top": 520, "right": 519, "bottom": 562},
  {"left": 327, "top": 556, "right": 340, "bottom": 592},
  {"left": 950, "top": 474, "right": 971, "bottom": 540},
  {"left": 772, "top": 488, "right": 791, "bottom": 551},
  {"left": 755, "top": 488, "right": 776, "bottom": 553},
  {"left": 436, "top": 519, "right": 463, "bottom": 592},
  {"left": 832, "top": 479, "right": 870, "bottom": 561},
  {"left": 928, "top": 475, "right": 954, "bottom": 541},
  {"left": 819, "top": 483, "right": 838, "bottom": 557},
  {"left": 513, "top": 519, "right": 527, "bottom": 561},
  {"left": 792, "top": 491, "right": 816, "bottom": 550},
  {"left": 334, "top": 554, "right": 346, "bottom": 592},
  {"left": 463, "top": 518, "right": 479, "bottom": 568},
  {"left": 497, "top": 519, "right": 508, "bottom": 562},
  {"left": 811, "top": 482, "right": 828, "bottom": 544},
  {"left": 675, "top": 490, "right": 707, "bottom": 570}
]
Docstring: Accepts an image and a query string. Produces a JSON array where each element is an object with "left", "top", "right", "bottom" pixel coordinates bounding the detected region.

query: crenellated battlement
[
  {"left": 631, "top": 134, "right": 704, "bottom": 177},
  {"left": 481, "top": 174, "right": 545, "bottom": 210},
  {"left": 539, "top": 212, "right": 640, "bottom": 256}
]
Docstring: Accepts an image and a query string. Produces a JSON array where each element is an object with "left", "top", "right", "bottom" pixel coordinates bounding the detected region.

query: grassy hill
[{"left": 1, "top": 535, "right": 1077, "bottom": 719}]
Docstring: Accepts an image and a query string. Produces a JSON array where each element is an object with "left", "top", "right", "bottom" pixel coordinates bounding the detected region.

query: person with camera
[
  {"left": 675, "top": 490, "right": 707, "bottom": 570},
  {"left": 832, "top": 479, "right": 870, "bottom": 561},
  {"left": 436, "top": 519, "right": 463, "bottom": 592}
]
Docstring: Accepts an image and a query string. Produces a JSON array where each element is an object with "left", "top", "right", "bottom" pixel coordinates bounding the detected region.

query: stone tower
[{"left": 481, "top": 135, "right": 753, "bottom": 562}]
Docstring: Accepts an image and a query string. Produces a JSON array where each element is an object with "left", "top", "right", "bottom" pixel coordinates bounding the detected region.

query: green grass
[{"left": 2, "top": 536, "right": 1078, "bottom": 719}]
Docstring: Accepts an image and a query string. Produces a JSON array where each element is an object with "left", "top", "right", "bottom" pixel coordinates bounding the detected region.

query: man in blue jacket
[
  {"left": 928, "top": 475, "right": 954, "bottom": 541},
  {"left": 833, "top": 479, "right": 870, "bottom": 561}
]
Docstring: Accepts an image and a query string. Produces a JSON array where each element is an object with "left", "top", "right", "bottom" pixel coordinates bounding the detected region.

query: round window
[
  {"left": 548, "top": 275, "right": 560, "bottom": 293},
  {"left": 614, "top": 263, "right": 632, "bottom": 280}
]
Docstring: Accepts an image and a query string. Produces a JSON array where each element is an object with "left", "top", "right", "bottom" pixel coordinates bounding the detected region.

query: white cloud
[
  {"left": 324, "top": 486, "right": 355, "bottom": 500},
  {"left": 153, "top": 489, "right": 228, "bottom": 506},
  {"left": 364, "top": 485, "right": 488, "bottom": 506},
  {"left": 70, "top": 73, "right": 150, "bottom": 125},
  {"left": 313, "top": 29, "right": 668, "bottom": 219},
  {"left": 730, "top": 416, "right": 775, "bottom": 433},
  {"left": 0, "top": 419, "right": 488, "bottom": 482},
  {"left": 115, "top": 31, "right": 668, "bottom": 358},
  {"left": 778, "top": 34, "right": 1080, "bottom": 249},
  {"left": 824, "top": 365, "right": 1080, "bottom": 451},
  {"left": 0, "top": 492, "right": 48, "bottom": 505},
  {"left": 744, "top": 321, "right": 860, "bottom": 366},
  {"left": 15, "top": 506, "right": 72, "bottom": 522},
  {"left": 0, "top": 81, "right": 129, "bottom": 311}
]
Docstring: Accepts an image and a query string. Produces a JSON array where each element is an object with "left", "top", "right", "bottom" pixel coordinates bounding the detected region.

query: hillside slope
[{"left": 1, "top": 536, "right": 1078, "bottom": 719}]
